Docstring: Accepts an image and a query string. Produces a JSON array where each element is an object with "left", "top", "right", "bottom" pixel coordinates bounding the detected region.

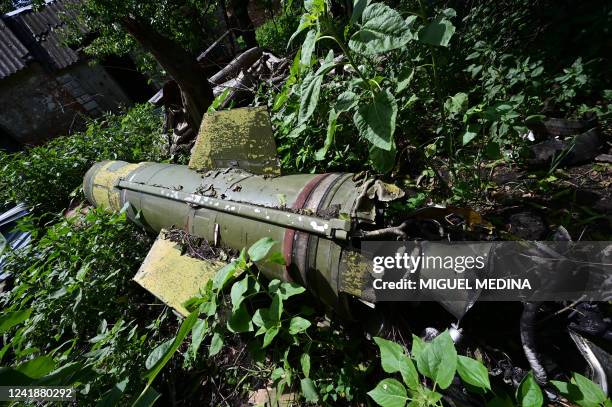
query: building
[{"left": 0, "top": 0, "right": 154, "bottom": 150}]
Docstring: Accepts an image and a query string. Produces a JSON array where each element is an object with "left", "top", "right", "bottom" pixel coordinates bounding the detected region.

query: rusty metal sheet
[
  {"left": 134, "top": 230, "right": 226, "bottom": 316},
  {"left": 189, "top": 106, "right": 281, "bottom": 176}
]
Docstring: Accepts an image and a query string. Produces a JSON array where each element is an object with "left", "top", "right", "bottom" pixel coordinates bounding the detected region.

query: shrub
[
  {"left": 255, "top": 12, "right": 301, "bottom": 55},
  {"left": 0, "top": 104, "right": 165, "bottom": 214}
]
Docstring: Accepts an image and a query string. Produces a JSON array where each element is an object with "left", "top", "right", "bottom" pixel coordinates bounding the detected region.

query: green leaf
[
  {"left": 349, "top": 3, "right": 413, "bottom": 55},
  {"left": 419, "top": 18, "right": 455, "bottom": 47},
  {"left": 299, "top": 72, "right": 324, "bottom": 124},
  {"left": 145, "top": 339, "right": 173, "bottom": 370},
  {"left": 266, "top": 252, "right": 286, "bottom": 265},
  {"left": 457, "top": 355, "right": 490, "bottom": 390},
  {"left": 262, "top": 325, "right": 280, "bottom": 348},
  {"left": 268, "top": 280, "right": 305, "bottom": 300},
  {"left": 300, "top": 353, "right": 311, "bottom": 377},
  {"left": 462, "top": 124, "right": 479, "bottom": 145},
  {"left": 336, "top": 91, "right": 359, "bottom": 113},
  {"left": 517, "top": 372, "right": 543, "bottom": 407},
  {"left": 369, "top": 143, "right": 396, "bottom": 173},
  {"left": 354, "top": 88, "right": 397, "bottom": 151},
  {"left": 368, "top": 378, "right": 408, "bottom": 407},
  {"left": 411, "top": 335, "right": 425, "bottom": 358},
  {"left": 351, "top": 0, "right": 369, "bottom": 23},
  {"left": 373, "top": 337, "right": 419, "bottom": 390},
  {"left": 289, "top": 317, "right": 311, "bottom": 334},
  {"left": 301, "top": 378, "right": 319, "bottom": 403},
  {"left": 16, "top": 356, "right": 56, "bottom": 379},
  {"left": 396, "top": 68, "right": 415, "bottom": 93},
  {"left": 315, "top": 109, "right": 337, "bottom": 161},
  {"left": 288, "top": 14, "right": 313, "bottom": 46},
  {"left": 248, "top": 237, "right": 277, "bottom": 262},
  {"left": 230, "top": 276, "right": 250, "bottom": 311},
  {"left": 227, "top": 303, "right": 253, "bottom": 333},
  {"left": 132, "top": 386, "right": 160, "bottom": 407},
  {"left": 0, "top": 309, "right": 32, "bottom": 334},
  {"left": 212, "top": 261, "right": 239, "bottom": 291},
  {"left": 572, "top": 372, "right": 607, "bottom": 407},
  {"left": 445, "top": 92, "right": 468, "bottom": 115},
  {"left": 0, "top": 367, "right": 34, "bottom": 386},
  {"left": 144, "top": 310, "right": 198, "bottom": 385},
  {"left": 414, "top": 331, "right": 457, "bottom": 390},
  {"left": 300, "top": 29, "right": 318, "bottom": 68},
  {"left": 209, "top": 331, "right": 224, "bottom": 357},
  {"left": 97, "top": 378, "right": 129, "bottom": 407},
  {"left": 188, "top": 319, "right": 208, "bottom": 360}
]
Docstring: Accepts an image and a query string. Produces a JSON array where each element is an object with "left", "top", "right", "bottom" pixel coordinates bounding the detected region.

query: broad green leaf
[
  {"left": 289, "top": 317, "right": 311, "bottom": 334},
  {"left": 336, "top": 91, "right": 359, "bottom": 113},
  {"left": 572, "top": 372, "right": 607, "bottom": 407},
  {"left": 414, "top": 331, "right": 457, "bottom": 390},
  {"left": 445, "top": 92, "right": 468, "bottom": 115},
  {"left": 266, "top": 252, "right": 286, "bottom": 265},
  {"left": 463, "top": 124, "right": 479, "bottom": 145},
  {"left": 269, "top": 281, "right": 305, "bottom": 300},
  {"left": 145, "top": 339, "right": 173, "bottom": 370},
  {"left": 315, "top": 109, "right": 337, "bottom": 161},
  {"left": 419, "top": 18, "right": 455, "bottom": 47},
  {"left": 301, "top": 377, "right": 319, "bottom": 402},
  {"left": 209, "top": 331, "right": 224, "bottom": 357},
  {"left": 351, "top": 0, "right": 369, "bottom": 23},
  {"left": 97, "top": 377, "right": 129, "bottom": 407},
  {"left": 230, "top": 276, "right": 250, "bottom": 311},
  {"left": 288, "top": 15, "right": 313, "bottom": 46},
  {"left": 349, "top": 3, "right": 413, "bottom": 55},
  {"left": 227, "top": 303, "right": 253, "bottom": 333},
  {"left": 299, "top": 72, "right": 324, "bottom": 124},
  {"left": 368, "top": 378, "right": 408, "bottom": 407},
  {"left": 0, "top": 309, "right": 32, "bottom": 334},
  {"left": 212, "top": 261, "right": 239, "bottom": 291},
  {"left": 353, "top": 89, "right": 397, "bottom": 151},
  {"left": 517, "top": 372, "right": 543, "bottom": 407},
  {"left": 188, "top": 319, "right": 208, "bottom": 360},
  {"left": 300, "top": 30, "right": 318, "bottom": 68},
  {"left": 248, "top": 237, "right": 276, "bottom": 262},
  {"left": 0, "top": 232, "right": 5, "bottom": 254},
  {"left": 396, "top": 68, "right": 415, "bottom": 93},
  {"left": 144, "top": 310, "right": 198, "bottom": 385},
  {"left": 132, "top": 386, "right": 160, "bottom": 407},
  {"left": 300, "top": 353, "right": 311, "bottom": 377},
  {"left": 314, "top": 50, "right": 336, "bottom": 76},
  {"left": 0, "top": 367, "right": 34, "bottom": 386},
  {"left": 411, "top": 335, "right": 425, "bottom": 358},
  {"left": 262, "top": 325, "right": 280, "bottom": 348},
  {"left": 373, "top": 337, "right": 419, "bottom": 390},
  {"left": 457, "top": 355, "right": 490, "bottom": 390},
  {"left": 16, "top": 355, "right": 56, "bottom": 379},
  {"left": 369, "top": 143, "right": 396, "bottom": 173}
]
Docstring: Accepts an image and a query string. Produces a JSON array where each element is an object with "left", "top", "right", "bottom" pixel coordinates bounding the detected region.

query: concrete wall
[{"left": 0, "top": 61, "right": 131, "bottom": 146}]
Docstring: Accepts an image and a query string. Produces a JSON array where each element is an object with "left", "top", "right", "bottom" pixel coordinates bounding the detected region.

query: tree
[{"left": 66, "top": 0, "right": 221, "bottom": 129}]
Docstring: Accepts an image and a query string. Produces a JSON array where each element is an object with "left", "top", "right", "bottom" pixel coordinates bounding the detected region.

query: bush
[
  {"left": 0, "top": 104, "right": 165, "bottom": 214},
  {"left": 255, "top": 12, "right": 301, "bottom": 55}
]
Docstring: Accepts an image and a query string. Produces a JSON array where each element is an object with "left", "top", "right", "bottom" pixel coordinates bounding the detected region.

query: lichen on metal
[
  {"left": 133, "top": 230, "right": 226, "bottom": 316},
  {"left": 188, "top": 106, "right": 281, "bottom": 176},
  {"left": 90, "top": 161, "right": 143, "bottom": 211}
]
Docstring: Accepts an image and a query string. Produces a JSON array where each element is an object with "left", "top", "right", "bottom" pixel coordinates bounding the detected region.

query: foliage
[
  {"left": 0, "top": 208, "right": 172, "bottom": 403},
  {"left": 265, "top": 0, "right": 609, "bottom": 208},
  {"left": 369, "top": 333, "right": 610, "bottom": 407},
  {"left": 0, "top": 104, "right": 165, "bottom": 214},
  {"left": 255, "top": 10, "right": 301, "bottom": 55}
]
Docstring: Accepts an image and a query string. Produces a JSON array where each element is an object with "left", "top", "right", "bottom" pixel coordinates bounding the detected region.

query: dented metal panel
[{"left": 134, "top": 230, "right": 226, "bottom": 316}]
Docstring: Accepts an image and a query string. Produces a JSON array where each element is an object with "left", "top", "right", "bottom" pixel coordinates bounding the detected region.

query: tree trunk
[
  {"left": 122, "top": 16, "right": 214, "bottom": 130},
  {"left": 229, "top": 0, "right": 258, "bottom": 48}
]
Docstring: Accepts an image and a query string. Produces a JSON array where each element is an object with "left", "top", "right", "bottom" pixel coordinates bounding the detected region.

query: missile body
[{"left": 84, "top": 160, "right": 378, "bottom": 313}]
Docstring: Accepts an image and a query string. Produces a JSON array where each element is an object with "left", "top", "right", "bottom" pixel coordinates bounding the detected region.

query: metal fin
[
  {"left": 189, "top": 106, "right": 281, "bottom": 176},
  {"left": 133, "top": 230, "right": 226, "bottom": 316}
]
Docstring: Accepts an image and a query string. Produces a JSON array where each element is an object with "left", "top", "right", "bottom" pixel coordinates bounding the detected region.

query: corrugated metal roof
[
  {"left": 0, "top": 18, "right": 30, "bottom": 79},
  {"left": 1, "top": 0, "right": 83, "bottom": 76}
]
